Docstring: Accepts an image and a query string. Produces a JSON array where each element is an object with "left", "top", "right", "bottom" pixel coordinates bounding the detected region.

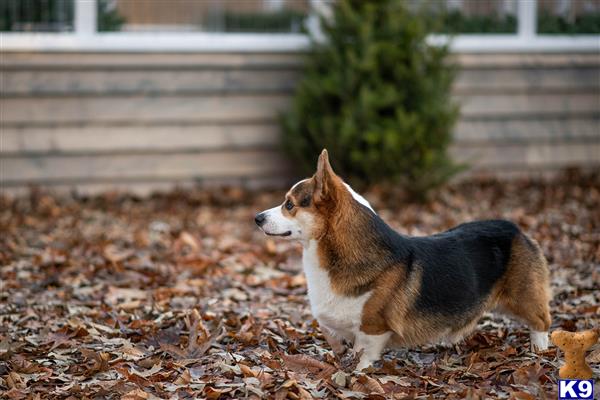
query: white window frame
[{"left": 0, "top": 0, "right": 598, "bottom": 53}]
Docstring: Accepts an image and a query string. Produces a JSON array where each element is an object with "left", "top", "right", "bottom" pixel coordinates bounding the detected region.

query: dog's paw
[
  {"left": 530, "top": 331, "right": 549, "bottom": 352},
  {"left": 340, "top": 348, "right": 363, "bottom": 371},
  {"left": 355, "top": 358, "right": 373, "bottom": 372},
  {"left": 321, "top": 329, "right": 348, "bottom": 356},
  {"left": 331, "top": 342, "right": 348, "bottom": 357}
]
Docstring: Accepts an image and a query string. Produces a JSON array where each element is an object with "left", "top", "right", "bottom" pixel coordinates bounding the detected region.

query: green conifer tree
[{"left": 282, "top": 0, "right": 461, "bottom": 198}]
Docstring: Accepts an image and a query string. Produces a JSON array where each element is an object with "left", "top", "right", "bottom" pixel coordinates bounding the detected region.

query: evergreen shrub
[{"left": 281, "top": 0, "right": 461, "bottom": 198}]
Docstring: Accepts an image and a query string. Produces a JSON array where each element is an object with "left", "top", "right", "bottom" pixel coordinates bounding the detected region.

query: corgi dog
[{"left": 255, "top": 150, "right": 551, "bottom": 370}]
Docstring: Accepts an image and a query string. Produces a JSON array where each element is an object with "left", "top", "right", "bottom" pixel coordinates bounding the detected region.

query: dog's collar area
[{"left": 265, "top": 231, "right": 292, "bottom": 237}]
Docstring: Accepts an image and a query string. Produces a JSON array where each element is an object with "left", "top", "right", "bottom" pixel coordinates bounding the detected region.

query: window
[
  {"left": 1, "top": 0, "right": 598, "bottom": 52},
  {"left": 434, "top": 0, "right": 518, "bottom": 34},
  {"left": 98, "top": 0, "right": 310, "bottom": 33},
  {"left": 0, "top": 0, "right": 74, "bottom": 32},
  {"left": 538, "top": 0, "right": 600, "bottom": 34}
]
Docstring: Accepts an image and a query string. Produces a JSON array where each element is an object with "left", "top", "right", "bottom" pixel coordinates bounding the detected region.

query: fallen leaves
[
  {"left": 160, "top": 309, "right": 216, "bottom": 360},
  {"left": 79, "top": 348, "right": 111, "bottom": 377},
  {"left": 0, "top": 172, "right": 598, "bottom": 398},
  {"left": 279, "top": 353, "right": 337, "bottom": 378},
  {"left": 43, "top": 326, "right": 89, "bottom": 351},
  {"left": 350, "top": 374, "right": 386, "bottom": 394}
]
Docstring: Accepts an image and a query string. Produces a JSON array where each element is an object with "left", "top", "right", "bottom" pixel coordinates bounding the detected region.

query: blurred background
[{"left": 1, "top": 0, "right": 599, "bottom": 195}]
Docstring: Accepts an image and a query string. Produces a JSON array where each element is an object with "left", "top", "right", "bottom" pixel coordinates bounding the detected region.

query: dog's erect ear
[{"left": 314, "top": 149, "right": 335, "bottom": 203}]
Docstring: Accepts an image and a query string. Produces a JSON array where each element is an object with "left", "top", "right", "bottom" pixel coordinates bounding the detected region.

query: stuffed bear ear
[{"left": 313, "top": 149, "right": 335, "bottom": 203}]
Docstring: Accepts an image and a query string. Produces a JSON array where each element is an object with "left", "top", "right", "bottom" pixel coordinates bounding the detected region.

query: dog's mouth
[{"left": 264, "top": 231, "right": 292, "bottom": 237}]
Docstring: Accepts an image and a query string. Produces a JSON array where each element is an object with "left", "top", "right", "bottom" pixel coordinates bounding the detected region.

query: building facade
[{"left": 1, "top": 0, "right": 599, "bottom": 193}]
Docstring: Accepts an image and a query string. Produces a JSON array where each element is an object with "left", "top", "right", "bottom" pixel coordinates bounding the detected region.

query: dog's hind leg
[
  {"left": 500, "top": 234, "right": 552, "bottom": 352},
  {"left": 501, "top": 297, "right": 551, "bottom": 351},
  {"left": 530, "top": 330, "right": 549, "bottom": 351},
  {"left": 498, "top": 293, "right": 551, "bottom": 351}
]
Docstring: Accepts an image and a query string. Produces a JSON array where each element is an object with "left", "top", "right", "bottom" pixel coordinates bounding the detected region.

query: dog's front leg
[
  {"left": 321, "top": 327, "right": 347, "bottom": 355},
  {"left": 353, "top": 331, "right": 392, "bottom": 371}
]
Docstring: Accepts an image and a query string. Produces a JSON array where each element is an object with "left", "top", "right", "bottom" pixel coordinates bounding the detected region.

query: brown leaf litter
[{"left": 0, "top": 172, "right": 598, "bottom": 398}]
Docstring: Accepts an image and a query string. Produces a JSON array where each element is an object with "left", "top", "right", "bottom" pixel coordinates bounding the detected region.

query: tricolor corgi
[{"left": 255, "top": 149, "right": 551, "bottom": 370}]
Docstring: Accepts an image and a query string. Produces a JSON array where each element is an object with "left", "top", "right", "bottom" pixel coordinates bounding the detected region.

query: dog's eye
[{"left": 285, "top": 200, "right": 294, "bottom": 211}]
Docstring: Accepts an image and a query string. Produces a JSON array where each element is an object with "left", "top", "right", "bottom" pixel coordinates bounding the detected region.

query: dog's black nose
[{"left": 255, "top": 212, "right": 266, "bottom": 226}]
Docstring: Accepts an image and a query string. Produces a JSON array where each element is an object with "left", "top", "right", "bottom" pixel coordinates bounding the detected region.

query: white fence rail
[{"left": 0, "top": 0, "right": 599, "bottom": 52}]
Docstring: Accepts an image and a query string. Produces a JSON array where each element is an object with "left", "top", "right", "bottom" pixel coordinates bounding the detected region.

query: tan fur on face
[
  {"left": 283, "top": 180, "right": 312, "bottom": 218},
  {"left": 283, "top": 178, "right": 327, "bottom": 241}
]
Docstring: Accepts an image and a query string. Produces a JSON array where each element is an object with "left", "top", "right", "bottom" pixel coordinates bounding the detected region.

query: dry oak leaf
[
  {"left": 160, "top": 309, "right": 217, "bottom": 360},
  {"left": 43, "top": 326, "right": 89, "bottom": 351},
  {"left": 511, "top": 391, "right": 537, "bottom": 400},
  {"left": 2, "top": 388, "right": 28, "bottom": 400},
  {"left": 279, "top": 353, "right": 337, "bottom": 379},
  {"left": 239, "top": 363, "right": 256, "bottom": 377},
  {"left": 120, "top": 388, "right": 161, "bottom": 400},
  {"left": 103, "top": 244, "right": 135, "bottom": 264},
  {"left": 105, "top": 286, "right": 148, "bottom": 306},
  {"left": 274, "top": 379, "right": 313, "bottom": 400},
  {"left": 173, "top": 369, "right": 192, "bottom": 385},
  {"left": 5, "top": 371, "right": 26, "bottom": 389},
  {"left": 265, "top": 239, "right": 277, "bottom": 255},
  {"left": 177, "top": 231, "right": 201, "bottom": 251},
  {"left": 114, "top": 365, "right": 152, "bottom": 388},
  {"left": 80, "top": 348, "right": 110, "bottom": 377},
  {"left": 586, "top": 345, "right": 600, "bottom": 363},
  {"left": 203, "top": 386, "right": 233, "bottom": 399},
  {"left": 128, "top": 362, "right": 163, "bottom": 378},
  {"left": 350, "top": 374, "right": 386, "bottom": 395},
  {"left": 9, "top": 354, "right": 48, "bottom": 374}
]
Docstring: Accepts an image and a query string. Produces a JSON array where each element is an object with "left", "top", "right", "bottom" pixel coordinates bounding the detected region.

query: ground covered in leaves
[{"left": 1, "top": 173, "right": 599, "bottom": 399}]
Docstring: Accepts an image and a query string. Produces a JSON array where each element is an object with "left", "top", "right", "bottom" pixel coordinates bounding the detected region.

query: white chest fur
[{"left": 302, "top": 240, "right": 371, "bottom": 341}]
